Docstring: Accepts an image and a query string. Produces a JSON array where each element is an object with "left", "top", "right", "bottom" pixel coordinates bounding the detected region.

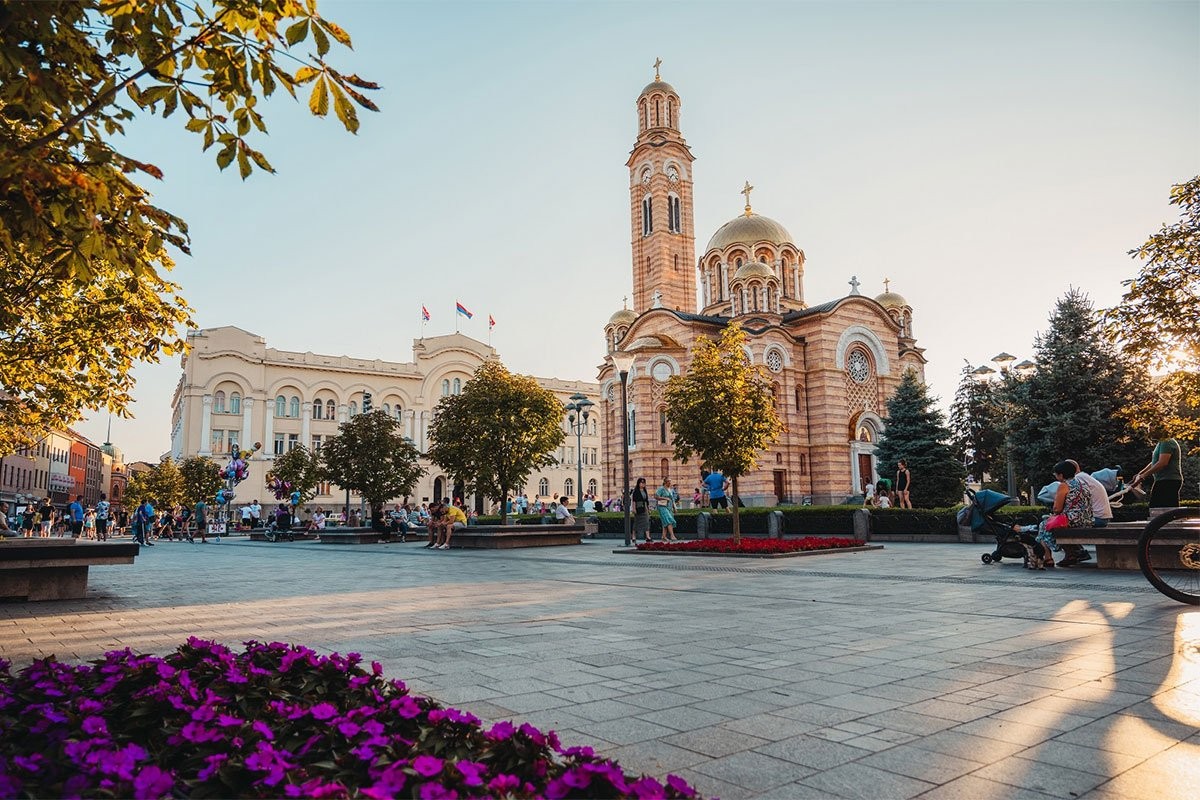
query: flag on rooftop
[
  {"left": 456, "top": 302, "right": 473, "bottom": 319},
  {"left": 421, "top": 305, "right": 430, "bottom": 321},
  {"left": 488, "top": 314, "right": 495, "bottom": 330}
]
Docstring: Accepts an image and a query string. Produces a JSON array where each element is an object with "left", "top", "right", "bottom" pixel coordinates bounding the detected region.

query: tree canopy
[
  {"left": 426, "top": 361, "right": 564, "bottom": 523},
  {"left": 268, "top": 445, "right": 321, "bottom": 506},
  {"left": 178, "top": 455, "right": 223, "bottom": 508},
  {"left": 124, "top": 458, "right": 184, "bottom": 510},
  {"left": 0, "top": 1, "right": 378, "bottom": 454},
  {"left": 874, "top": 371, "right": 964, "bottom": 507},
  {"left": 320, "top": 412, "right": 422, "bottom": 527},
  {"left": 948, "top": 363, "right": 1006, "bottom": 487},
  {"left": 664, "top": 323, "right": 783, "bottom": 541}
]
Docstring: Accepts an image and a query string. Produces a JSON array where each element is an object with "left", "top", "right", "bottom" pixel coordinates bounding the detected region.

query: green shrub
[{"left": 868, "top": 507, "right": 958, "bottom": 535}]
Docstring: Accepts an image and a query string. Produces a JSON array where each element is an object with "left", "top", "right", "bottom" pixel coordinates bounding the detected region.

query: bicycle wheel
[{"left": 1137, "top": 507, "right": 1200, "bottom": 605}]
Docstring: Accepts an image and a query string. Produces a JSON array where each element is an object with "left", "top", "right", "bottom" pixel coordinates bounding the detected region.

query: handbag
[
  {"left": 656, "top": 497, "right": 669, "bottom": 507},
  {"left": 1044, "top": 513, "right": 1069, "bottom": 531}
]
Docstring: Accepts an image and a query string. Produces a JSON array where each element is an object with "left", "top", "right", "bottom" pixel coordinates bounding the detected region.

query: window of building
[
  {"left": 288, "top": 433, "right": 299, "bottom": 451},
  {"left": 795, "top": 387, "right": 802, "bottom": 410},
  {"left": 395, "top": 405, "right": 403, "bottom": 421},
  {"left": 538, "top": 477, "right": 549, "bottom": 497},
  {"left": 316, "top": 481, "right": 331, "bottom": 496},
  {"left": 349, "top": 402, "right": 358, "bottom": 418},
  {"left": 847, "top": 349, "right": 871, "bottom": 384},
  {"left": 313, "top": 400, "right": 323, "bottom": 420},
  {"left": 311, "top": 435, "right": 322, "bottom": 451},
  {"left": 564, "top": 478, "right": 573, "bottom": 498},
  {"left": 800, "top": 453, "right": 808, "bottom": 475},
  {"left": 628, "top": 409, "right": 637, "bottom": 447},
  {"left": 275, "top": 396, "right": 286, "bottom": 417},
  {"left": 587, "top": 479, "right": 597, "bottom": 497},
  {"left": 661, "top": 458, "right": 669, "bottom": 480},
  {"left": 213, "top": 391, "right": 226, "bottom": 414},
  {"left": 667, "top": 195, "right": 681, "bottom": 233},
  {"left": 210, "top": 430, "right": 224, "bottom": 453},
  {"left": 766, "top": 350, "right": 784, "bottom": 373},
  {"left": 382, "top": 403, "right": 390, "bottom": 416},
  {"left": 230, "top": 392, "right": 241, "bottom": 415},
  {"left": 442, "top": 379, "right": 450, "bottom": 396},
  {"left": 326, "top": 399, "right": 336, "bottom": 420},
  {"left": 273, "top": 433, "right": 285, "bottom": 455},
  {"left": 289, "top": 396, "right": 300, "bottom": 418},
  {"left": 453, "top": 378, "right": 461, "bottom": 394},
  {"left": 642, "top": 196, "right": 653, "bottom": 236},
  {"left": 659, "top": 409, "right": 668, "bottom": 444}
]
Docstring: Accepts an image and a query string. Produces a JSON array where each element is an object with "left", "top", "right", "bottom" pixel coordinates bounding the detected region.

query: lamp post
[
  {"left": 973, "top": 353, "right": 1036, "bottom": 499},
  {"left": 564, "top": 392, "right": 594, "bottom": 518},
  {"left": 610, "top": 351, "right": 636, "bottom": 547}
]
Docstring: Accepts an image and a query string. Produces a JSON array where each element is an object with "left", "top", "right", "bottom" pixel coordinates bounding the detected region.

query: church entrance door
[
  {"left": 433, "top": 477, "right": 444, "bottom": 503},
  {"left": 773, "top": 470, "right": 786, "bottom": 505},
  {"left": 857, "top": 454, "right": 874, "bottom": 492}
]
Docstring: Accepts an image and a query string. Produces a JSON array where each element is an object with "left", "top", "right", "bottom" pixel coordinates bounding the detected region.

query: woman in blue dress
[{"left": 655, "top": 478, "right": 679, "bottom": 541}]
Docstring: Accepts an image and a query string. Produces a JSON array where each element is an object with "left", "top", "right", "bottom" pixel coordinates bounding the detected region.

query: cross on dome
[
  {"left": 623, "top": 295, "right": 628, "bottom": 309},
  {"left": 848, "top": 275, "right": 861, "bottom": 295},
  {"left": 653, "top": 57, "right": 662, "bottom": 80},
  {"left": 883, "top": 277, "right": 891, "bottom": 293},
  {"left": 741, "top": 180, "right": 754, "bottom": 217}
]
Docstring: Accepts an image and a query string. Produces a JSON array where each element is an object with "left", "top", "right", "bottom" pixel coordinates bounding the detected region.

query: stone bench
[
  {"left": 248, "top": 531, "right": 319, "bottom": 542},
  {"left": 448, "top": 524, "right": 583, "bottom": 549},
  {"left": 1055, "top": 522, "right": 1147, "bottom": 569},
  {"left": 0, "top": 539, "right": 140, "bottom": 601},
  {"left": 317, "top": 528, "right": 385, "bottom": 545}
]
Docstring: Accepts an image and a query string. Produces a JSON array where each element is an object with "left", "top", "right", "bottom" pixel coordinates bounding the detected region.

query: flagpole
[{"left": 455, "top": 302, "right": 460, "bottom": 334}]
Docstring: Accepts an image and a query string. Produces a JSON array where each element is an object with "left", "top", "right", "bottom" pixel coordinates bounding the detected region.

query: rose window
[
  {"left": 847, "top": 350, "right": 870, "bottom": 384},
  {"left": 765, "top": 350, "right": 783, "bottom": 373}
]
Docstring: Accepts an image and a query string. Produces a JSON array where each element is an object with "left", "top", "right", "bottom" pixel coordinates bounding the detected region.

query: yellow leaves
[
  {"left": 294, "top": 65, "right": 320, "bottom": 83},
  {"left": 318, "top": 18, "right": 352, "bottom": 48},
  {"left": 330, "top": 81, "right": 358, "bottom": 133},
  {"left": 309, "top": 76, "right": 329, "bottom": 116}
]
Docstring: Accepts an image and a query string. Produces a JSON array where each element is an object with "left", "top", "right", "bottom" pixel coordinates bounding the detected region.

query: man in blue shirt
[
  {"left": 702, "top": 469, "right": 729, "bottom": 511},
  {"left": 68, "top": 495, "right": 85, "bottom": 538}
]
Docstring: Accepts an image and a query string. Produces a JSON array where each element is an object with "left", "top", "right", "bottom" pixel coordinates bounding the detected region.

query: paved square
[{"left": 2, "top": 539, "right": 1198, "bottom": 799}]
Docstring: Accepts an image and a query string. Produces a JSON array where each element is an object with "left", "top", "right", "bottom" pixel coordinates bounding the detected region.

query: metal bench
[{"left": 0, "top": 539, "right": 140, "bottom": 600}]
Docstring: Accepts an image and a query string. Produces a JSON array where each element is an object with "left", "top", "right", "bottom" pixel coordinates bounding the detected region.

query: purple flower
[
  {"left": 13, "top": 754, "right": 42, "bottom": 772},
  {"left": 216, "top": 714, "right": 242, "bottom": 728},
  {"left": 667, "top": 774, "right": 696, "bottom": 796},
  {"left": 562, "top": 767, "right": 592, "bottom": 789},
  {"left": 244, "top": 741, "right": 294, "bottom": 787},
  {"left": 197, "top": 753, "right": 228, "bottom": 781},
  {"left": 351, "top": 744, "right": 375, "bottom": 762},
  {"left": 310, "top": 702, "right": 338, "bottom": 721},
  {"left": 132, "top": 765, "right": 173, "bottom": 799},
  {"left": 412, "top": 755, "right": 443, "bottom": 777},
  {"left": 488, "top": 774, "right": 520, "bottom": 794},
  {"left": 486, "top": 720, "right": 516, "bottom": 741},
  {"left": 180, "top": 722, "right": 223, "bottom": 743},
  {"left": 630, "top": 777, "right": 667, "bottom": 800},
  {"left": 252, "top": 720, "right": 275, "bottom": 740},
  {"left": 455, "top": 761, "right": 487, "bottom": 787},
  {"left": 371, "top": 661, "right": 384, "bottom": 676},
  {"left": 81, "top": 715, "right": 108, "bottom": 735},
  {"left": 336, "top": 720, "right": 361, "bottom": 738},
  {"left": 418, "top": 783, "right": 458, "bottom": 800},
  {"left": 391, "top": 695, "right": 421, "bottom": 719}
]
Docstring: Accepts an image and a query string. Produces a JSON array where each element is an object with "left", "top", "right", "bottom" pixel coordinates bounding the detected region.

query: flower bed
[
  {"left": 0, "top": 639, "right": 700, "bottom": 799},
  {"left": 636, "top": 536, "right": 866, "bottom": 554}
]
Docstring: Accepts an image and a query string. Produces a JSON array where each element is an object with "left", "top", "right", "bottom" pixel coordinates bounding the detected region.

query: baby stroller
[{"left": 961, "top": 488, "right": 1041, "bottom": 566}]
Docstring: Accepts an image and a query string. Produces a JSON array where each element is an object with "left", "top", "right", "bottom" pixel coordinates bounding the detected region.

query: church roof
[
  {"left": 781, "top": 299, "right": 841, "bottom": 321},
  {"left": 733, "top": 261, "right": 775, "bottom": 281},
  {"left": 705, "top": 212, "right": 794, "bottom": 252},
  {"left": 640, "top": 80, "right": 677, "bottom": 97},
  {"left": 608, "top": 307, "right": 637, "bottom": 326}
]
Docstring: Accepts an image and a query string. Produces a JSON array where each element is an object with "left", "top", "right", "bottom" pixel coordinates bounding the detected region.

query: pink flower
[
  {"left": 488, "top": 774, "right": 520, "bottom": 793},
  {"left": 81, "top": 716, "right": 107, "bottom": 735},
  {"left": 486, "top": 720, "right": 516, "bottom": 740},
  {"left": 310, "top": 702, "right": 338, "bottom": 721},
  {"left": 412, "top": 755, "right": 443, "bottom": 777},
  {"left": 132, "top": 765, "right": 173, "bottom": 799},
  {"left": 455, "top": 761, "right": 487, "bottom": 787}
]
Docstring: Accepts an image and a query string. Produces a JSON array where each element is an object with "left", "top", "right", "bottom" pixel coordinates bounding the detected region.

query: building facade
[
  {"left": 600, "top": 69, "right": 926, "bottom": 506},
  {"left": 1, "top": 428, "right": 105, "bottom": 512},
  {"left": 170, "top": 328, "right": 601, "bottom": 512}
]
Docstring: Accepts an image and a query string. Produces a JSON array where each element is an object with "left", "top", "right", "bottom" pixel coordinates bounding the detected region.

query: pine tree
[
  {"left": 874, "top": 371, "right": 964, "bottom": 507},
  {"left": 1005, "top": 289, "right": 1150, "bottom": 493},
  {"left": 948, "top": 363, "right": 1006, "bottom": 485}
]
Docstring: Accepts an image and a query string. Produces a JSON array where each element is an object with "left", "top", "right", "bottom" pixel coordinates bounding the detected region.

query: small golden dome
[
  {"left": 706, "top": 212, "right": 794, "bottom": 253},
  {"left": 608, "top": 308, "right": 637, "bottom": 326},
  {"left": 733, "top": 261, "right": 776, "bottom": 281},
  {"left": 640, "top": 80, "right": 677, "bottom": 97},
  {"left": 875, "top": 291, "right": 909, "bottom": 309}
]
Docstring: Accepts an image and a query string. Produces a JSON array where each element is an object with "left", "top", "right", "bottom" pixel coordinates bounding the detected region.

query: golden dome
[
  {"left": 705, "top": 212, "right": 794, "bottom": 253},
  {"left": 733, "top": 261, "right": 776, "bottom": 281},
  {"left": 875, "top": 291, "right": 909, "bottom": 309},
  {"left": 640, "top": 80, "right": 677, "bottom": 97},
  {"left": 608, "top": 307, "right": 637, "bottom": 326}
]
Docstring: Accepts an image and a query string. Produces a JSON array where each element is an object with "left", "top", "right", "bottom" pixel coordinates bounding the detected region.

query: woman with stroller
[{"left": 1013, "top": 460, "right": 1093, "bottom": 568}]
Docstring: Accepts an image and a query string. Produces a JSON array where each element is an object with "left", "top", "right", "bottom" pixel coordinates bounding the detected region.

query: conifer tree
[
  {"left": 948, "top": 363, "right": 1006, "bottom": 485},
  {"left": 874, "top": 371, "right": 964, "bottom": 507},
  {"left": 1005, "top": 289, "right": 1150, "bottom": 493}
]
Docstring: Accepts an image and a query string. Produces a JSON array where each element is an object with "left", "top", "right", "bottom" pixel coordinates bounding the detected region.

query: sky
[{"left": 75, "top": 0, "right": 1200, "bottom": 462}]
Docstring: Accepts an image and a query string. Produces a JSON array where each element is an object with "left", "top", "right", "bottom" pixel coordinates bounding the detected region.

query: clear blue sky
[{"left": 77, "top": 0, "right": 1200, "bottom": 462}]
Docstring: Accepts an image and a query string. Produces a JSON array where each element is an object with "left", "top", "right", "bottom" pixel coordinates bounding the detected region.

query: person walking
[
  {"left": 702, "top": 469, "right": 729, "bottom": 512},
  {"left": 194, "top": 497, "right": 208, "bottom": 543},
  {"left": 656, "top": 478, "right": 679, "bottom": 541},
  {"left": 94, "top": 493, "right": 110, "bottom": 541},
  {"left": 37, "top": 497, "right": 54, "bottom": 538},
  {"left": 82, "top": 508, "right": 96, "bottom": 539},
  {"left": 895, "top": 460, "right": 912, "bottom": 509},
  {"left": 631, "top": 478, "right": 651, "bottom": 545},
  {"left": 1131, "top": 431, "right": 1184, "bottom": 510},
  {"left": 20, "top": 503, "right": 36, "bottom": 538},
  {"left": 67, "top": 495, "right": 85, "bottom": 539}
]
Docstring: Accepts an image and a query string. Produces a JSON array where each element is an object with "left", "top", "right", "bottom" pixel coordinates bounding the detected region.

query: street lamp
[
  {"left": 973, "top": 353, "right": 1036, "bottom": 499},
  {"left": 564, "top": 392, "right": 594, "bottom": 518},
  {"left": 610, "top": 350, "right": 636, "bottom": 547}
]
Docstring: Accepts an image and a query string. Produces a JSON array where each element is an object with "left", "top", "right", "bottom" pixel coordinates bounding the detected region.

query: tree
[
  {"left": 664, "top": 323, "right": 783, "bottom": 542},
  {"left": 267, "top": 445, "right": 321, "bottom": 506},
  {"left": 874, "top": 371, "right": 964, "bottom": 507},
  {"left": 179, "top": 456, "right": 223, "bottom": 508},
  {"left": 1105, "top": 176, "right": 1200, "bottom": 374},
  {"left": 124, "top": 458, "right": 184, "bottom": 511},
  {"left": 0, "top": 1, "right": 378, "bottom": 454},
  {"left": 426, "top": 361, "right": 564, "bottom": 524},
  {"left": 948, "top": 363, "right": 1006, "bottom": 485},
  {"left": 1006, "top": 289, "right": 1151, "bottom": 494},
  {"left": 320, "top": 412, "right": 423, "bottom": 529}
]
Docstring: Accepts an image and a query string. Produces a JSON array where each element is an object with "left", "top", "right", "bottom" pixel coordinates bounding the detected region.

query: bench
[
  {"left": 318, "top": 527, "right": 385, "bottom": 545},
  {"left": 448, "top": 523, "right": 583, "bottom": 549},
  {"left": 1055, "top": 521, "right": 1147, "bottom": 569},
  {"left": 248, "top": 531, "right": 318, "bottom": 542},
  {"left": 0, "top": 539, "right": 140, "bottom": 601}
]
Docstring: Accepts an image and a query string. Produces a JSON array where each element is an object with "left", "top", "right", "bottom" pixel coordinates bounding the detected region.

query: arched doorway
[
  {"left": 433, "top": 477, "right": 444, "bottom": 503},
  {"left": 849, "top": 412, "right": 885, "bottom": 494}
]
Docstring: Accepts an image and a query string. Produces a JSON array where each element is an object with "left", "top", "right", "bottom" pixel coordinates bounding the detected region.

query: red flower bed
[{"left": 636, "top": 537, "right": 865, "bottom": 554}]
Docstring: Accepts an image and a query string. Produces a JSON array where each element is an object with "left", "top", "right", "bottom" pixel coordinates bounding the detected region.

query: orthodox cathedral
[{"left": 598, "top": 65, "right": 926, "bottom": 506}]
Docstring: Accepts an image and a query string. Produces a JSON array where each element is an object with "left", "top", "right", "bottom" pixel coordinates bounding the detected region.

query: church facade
[{"left": 599, "top": 68, "right": 926, "bottom": 506}]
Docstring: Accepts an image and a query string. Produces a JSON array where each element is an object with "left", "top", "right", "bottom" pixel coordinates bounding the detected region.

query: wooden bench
[
  {"left": 1055, "top": 521, "right": 1147, "bottom": 569},
  {"left": 448, "top": 523, "right": 583, "bottom": 549},
  {"left": 0, "top": 539, "right": 140, "bottom": 601}
]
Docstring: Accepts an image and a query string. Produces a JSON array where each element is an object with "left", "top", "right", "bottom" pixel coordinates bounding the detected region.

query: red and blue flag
[{"left": 455, "top": 302, "right": 473, "bottom": 319}]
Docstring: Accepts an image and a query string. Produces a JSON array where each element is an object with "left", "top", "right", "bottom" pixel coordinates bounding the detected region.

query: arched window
[
  {"left": 349, "top": 402, "right": 358, "bottom": 417},
  {"left": 587, "top": 479, "right": 597, "bottom": 497},
  {"left": 326, "top": 399, "right": 336, "bottom": 420},
  {"left": 642, "top": 196, "right": 653, "bottom": 236},
  {"left": 395, "top": 405, "right": 403, "bottom": 421},
  {"left": 659, "top": 409, "right": 668, "bottom": 444},
  {"left": 667, "top": 195, "right": 681, "bottom": 233},
  {"left": 667, "top": 98, "right": 674, "bottom": 127},
  {"left": 442, "top": 379, "right": 450, "bottom": 396},
  {"left": 213, "top": 391, "right": 226, "bottom": 414},
  {"left": 661, "top": 458, "right": 670, "bottom": 480},
  {"left": 275, "top": 396, "right": 286, "bottom": 417},
  {"left": 382, "top": 402, "right": 391, "bottom": 416},
  {"left": 312, "top": 400, "right": 323, "bottom": 420},
  {"left": 795, "top": 387, "right": 802, "bottom": 410},
  {"left": 628, "top": 409, "right": 637, "bottom": 446},
  {"left": 289, "top": 396, "right": 300, "bottom": 418},
  {"left": 564, "top": 478, "right": 574, "bottom": 498},
  {"left": 230, "top": 392, "right": 241, "bottom": 414},
  {"left": 538, "top": 477, "right": 549, "bottom": 497},
  {"left": 453, "top": 378, "right": 461, "bottom": 394}
]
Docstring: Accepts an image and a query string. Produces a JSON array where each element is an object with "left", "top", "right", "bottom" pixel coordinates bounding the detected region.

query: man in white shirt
[
  {"left": 240, "top": 504, "right": 253, "bottom": 529},
  {"left": 1069, "top": 460, "right": 1113, "bottom": 527},
  {"left": 249, "top": 500, "right": 262, "bottom": 528}
]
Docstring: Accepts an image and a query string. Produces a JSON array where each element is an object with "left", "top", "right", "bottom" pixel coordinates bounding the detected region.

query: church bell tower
[{"left": 627, "top": 60, "right": 696, "bottom": 314}]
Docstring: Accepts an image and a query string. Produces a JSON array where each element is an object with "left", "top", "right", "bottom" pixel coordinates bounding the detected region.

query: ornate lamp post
[
  {"left": 564, "top": 393, "right": 594, "bottom": 517},
  {"left": 973, "top": 353, "right": 1036, "bottom": 499},
  {"left": 610, "top": 351, "right": 637, "bottom": 547}
]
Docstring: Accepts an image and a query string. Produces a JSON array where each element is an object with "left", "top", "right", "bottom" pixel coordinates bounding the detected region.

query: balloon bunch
[
  {"left": 266, "top": 474, "right": 294, "bottom": 502},
  {"left": 222, "top": 442, "right": 262, "bottom": 485},
  {"left": 216, "top": 488, "right": 234, "bottom": 505}
]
